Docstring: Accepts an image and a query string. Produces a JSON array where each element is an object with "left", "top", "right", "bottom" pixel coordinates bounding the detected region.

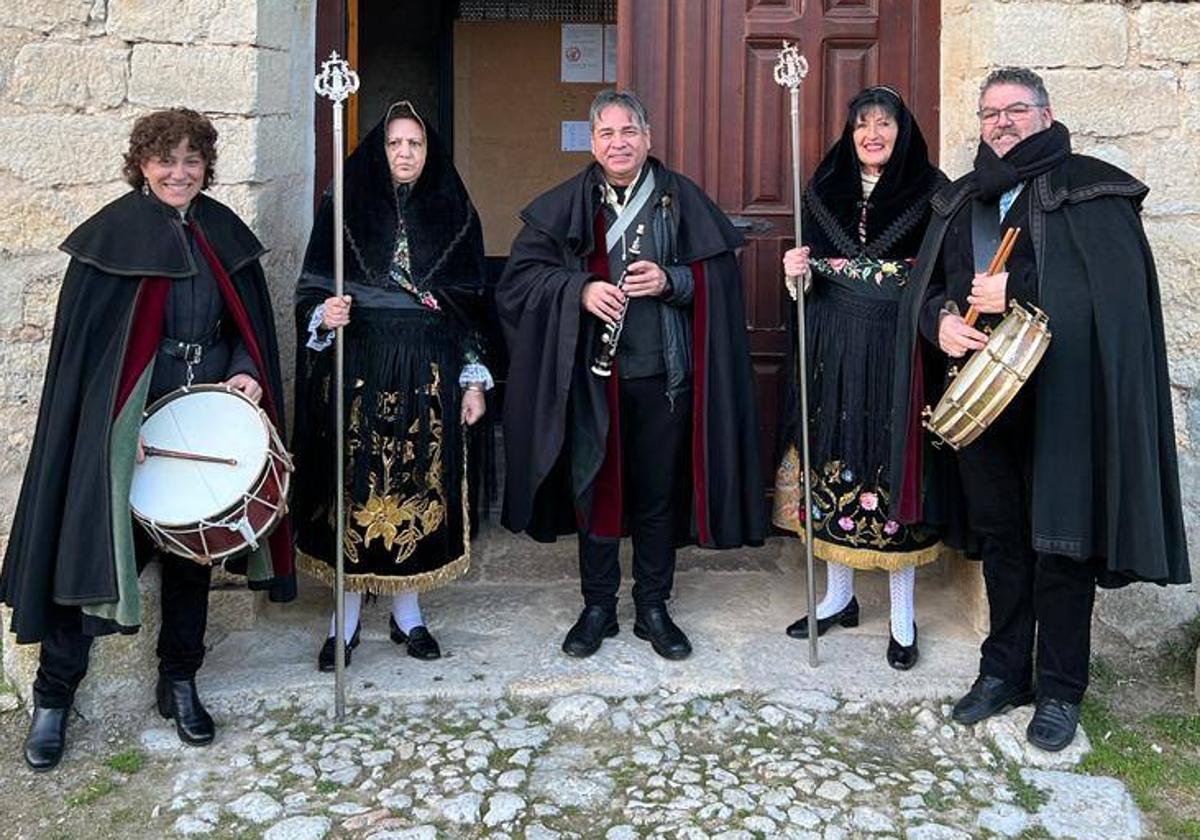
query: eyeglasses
[{"left": 976, "top": 102, "right": 1042, "bottom": 124}]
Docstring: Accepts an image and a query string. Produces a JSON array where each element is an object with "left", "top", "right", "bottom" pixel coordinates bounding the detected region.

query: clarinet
[{"left": 591, "top": 223, "right": 645, "bottom": 377}]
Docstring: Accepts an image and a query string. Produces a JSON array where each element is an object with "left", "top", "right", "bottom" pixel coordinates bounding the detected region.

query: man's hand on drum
[
  {"left": 321, "top": 294, "right": 352, "bottom": 330},
  {"left": 967, "top": 270, "right": 1007, "bottom": 315},
  {"left": 582, "top": 280, "right": 625, "bottom": 324},
  {"left": 225, "top": 373, "right": 263, "bottom": 403},
  {"left": 938, "top": 312, "right": 989, "bottom": 358},
  {"left": 460, "top": 387, "right": 486, "bottom": 426},
  {"left": 136, "top": 437, "right": 146, "bottom": 464}
]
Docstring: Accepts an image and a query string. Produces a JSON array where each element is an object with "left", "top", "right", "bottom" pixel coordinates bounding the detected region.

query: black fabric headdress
[
  {"left": 802, "top": 86, "right": 942, "bottom": 259},
  {"left": 300, "top": 101, "right": 485, "bottom": 296}
]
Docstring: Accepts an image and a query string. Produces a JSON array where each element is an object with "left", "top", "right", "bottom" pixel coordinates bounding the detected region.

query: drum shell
[
  {"left": 130, "top": 385, "right": 293, "bottom": 563},
  {"left": 924, "top": 303, "right": 1051, "bottom": 450}
]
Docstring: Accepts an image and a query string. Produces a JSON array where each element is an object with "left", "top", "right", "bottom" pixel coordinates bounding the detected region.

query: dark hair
[
  {"left": 979, "top": 67, "right": 1051, "bottom": 108},
  {"left": 122, "top": 108, "right": 218, "bottom": 190},
  {"left": 848, "top": 86, "right": 901, "bottom": 124},
  {"left": 589, "top": 89, "right": 651, "bottom": 132}
]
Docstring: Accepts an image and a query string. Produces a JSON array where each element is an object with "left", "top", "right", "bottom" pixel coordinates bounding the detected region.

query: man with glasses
[
  {"left": 890, "top": 67, "right": 1189, "bottom": 751},
  {"left": 497, "top": 90, "right": 765, "bottom": 662}
]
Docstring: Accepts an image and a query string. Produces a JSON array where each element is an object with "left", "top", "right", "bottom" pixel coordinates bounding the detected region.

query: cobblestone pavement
[{"left": 1, "top": 687, "right": 1144, "bottom": 840}]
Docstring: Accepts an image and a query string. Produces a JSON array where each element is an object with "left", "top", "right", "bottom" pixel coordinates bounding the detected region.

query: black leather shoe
[
  {"left": 951, "top": 675, "right": 1035, "bottom": 725},
  {"left": 633, "top": 604, "right": 692, "bottom": 660},
  {"left": 1027, "top": 697, "right": 1081, "bottom": 752},
  {"left": 887, "top": 624, "right": 919, "bottom": 671},
  {"left": 24, "top": 706, "right": 69, "bottom": 772},
  {"left": 562, "top": 605, "right": 619, "bottom": 658},
  {"left": 785, "top": 597, "right": 859, "bottom": 640},
  {"left": 389, "top": 618, "right": 441, "bottom": 661},
  {"left": 318, "top": 623, "right": 361, "bottom": 672},
  {"left": 156, "top": 676, "right": 215, "bottom": 746}
]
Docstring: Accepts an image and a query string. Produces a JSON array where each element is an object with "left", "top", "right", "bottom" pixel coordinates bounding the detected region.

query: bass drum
[{"left": 129, "top": 384, "right": 293, "bottom": 563}]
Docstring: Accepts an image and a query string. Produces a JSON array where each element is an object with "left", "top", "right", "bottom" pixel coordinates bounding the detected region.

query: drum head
[{"left": 130, "top": 387, "right": 270, "bottom": 526}]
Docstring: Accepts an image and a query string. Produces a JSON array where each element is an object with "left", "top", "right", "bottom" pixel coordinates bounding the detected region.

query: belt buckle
[{"left": 184, "top": 342, "right": 203, "bottom": 365}]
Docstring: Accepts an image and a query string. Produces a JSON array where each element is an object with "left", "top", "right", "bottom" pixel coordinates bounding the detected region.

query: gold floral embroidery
[{"left": 343, "top": 362, "right": 447, "bottom": 566}]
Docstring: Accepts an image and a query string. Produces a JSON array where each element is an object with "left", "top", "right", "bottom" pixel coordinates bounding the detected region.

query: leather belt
[{"left": 159, "top": 321, "right": 222, "bottom": 365}]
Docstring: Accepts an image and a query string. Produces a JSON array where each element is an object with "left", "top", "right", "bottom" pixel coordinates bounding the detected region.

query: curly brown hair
[{"left": 122, "top": 108, "right": 218, "bottom": 190}]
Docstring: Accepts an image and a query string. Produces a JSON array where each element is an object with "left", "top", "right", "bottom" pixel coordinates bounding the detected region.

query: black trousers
[
  {"left": 579, "top": 375, "right": 690, "bottom": 609},
  {"left": 33, "top": 556, "right": 213, "bottom": 709},
  {"left": 957, "top": 396, "right": 1099, "bottom": 704}
]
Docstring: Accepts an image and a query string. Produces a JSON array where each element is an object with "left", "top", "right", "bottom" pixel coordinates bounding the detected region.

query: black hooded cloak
[
  {"left": 0, "top": 190, "right": 294, "bottom": 644},
  {"left": 889, "top": 126, "right": 1190, "bottom": 587},
  {"left": 292, "top": 102, "right": 488, "bottom": 593},
  {"left": 497, "top": 158, "right": 765, "bottom": 549}
]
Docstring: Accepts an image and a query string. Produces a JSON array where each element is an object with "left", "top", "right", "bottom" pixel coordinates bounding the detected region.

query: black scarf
[
  {"left": 972, "top": 120, "right": 1072, "bottom": 200},
  {"left": 300, "top": 102, "right": 485, "bottom": 297},
  {"left": 803, "top": 87, "right": 942, "bottom": 260}
]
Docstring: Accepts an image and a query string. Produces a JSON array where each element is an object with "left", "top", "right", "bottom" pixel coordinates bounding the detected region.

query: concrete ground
[{"left": 197, "top": 527, "right": 983, "bottom": 716}]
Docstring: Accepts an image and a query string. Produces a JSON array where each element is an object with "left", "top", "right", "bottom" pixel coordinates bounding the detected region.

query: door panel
[{"left": 618, "top": 0, "right": 939, "bottom": 491}]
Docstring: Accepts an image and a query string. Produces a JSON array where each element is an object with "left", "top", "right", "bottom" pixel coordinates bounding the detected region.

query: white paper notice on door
[
  {"left": 561, "top": 121, "right": 592, "bottom": 152},
  {"left": 561, "top": 23, "right": 603, "bottom": 83}
]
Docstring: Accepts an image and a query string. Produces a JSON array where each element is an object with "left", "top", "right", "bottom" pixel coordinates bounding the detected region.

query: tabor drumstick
[
  {"left": 143, "top": 445, "right": 238, "bottom": 467},
  {"left": 965, "top": 226, "right": 1020, "bottom": 328}
]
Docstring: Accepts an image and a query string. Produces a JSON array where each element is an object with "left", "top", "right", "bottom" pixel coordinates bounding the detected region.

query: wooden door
[{"left": 617, "top": 0, "right": 940, "bottom": 488}]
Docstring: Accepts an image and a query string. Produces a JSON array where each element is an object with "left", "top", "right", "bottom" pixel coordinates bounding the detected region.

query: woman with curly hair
[{"left": 1, "top": 108, "right": 292, "bottom": 770}]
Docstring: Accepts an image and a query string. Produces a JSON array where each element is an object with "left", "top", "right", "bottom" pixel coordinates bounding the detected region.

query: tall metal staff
[
  {"left": 314, "top": 51, "right": 360, "bottom": 719},
  {"left": 774, "top": 42, "right": 818, "bottom": 668}
]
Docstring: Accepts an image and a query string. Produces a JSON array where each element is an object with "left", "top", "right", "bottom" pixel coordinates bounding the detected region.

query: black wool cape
[
  {"left": 497, "top": 159, "right": 766, "bottom": 549},
  {"left": 0, "top": 191, "right": 293, "bottom": 643},
  {"left": 889, "top": 155, "right": 1190, "bottom": 587}
]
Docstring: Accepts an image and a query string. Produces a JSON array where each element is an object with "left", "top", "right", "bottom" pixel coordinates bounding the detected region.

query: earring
[{"left": 141, "top": 182, "right": 150, "bottom": 196}]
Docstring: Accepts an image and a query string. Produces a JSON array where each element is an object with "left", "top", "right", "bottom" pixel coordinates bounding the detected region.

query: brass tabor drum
[{"left": 923, "top": 302, "right": 1051, "bottom": 450}]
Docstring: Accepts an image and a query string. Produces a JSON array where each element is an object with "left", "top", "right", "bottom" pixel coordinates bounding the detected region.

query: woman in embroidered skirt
[
  {"left": 293, "top": 102, "right": 491, "bottom": 670},
  {"left": 775, "top": 87, "right": 944, "bottom": 669}
]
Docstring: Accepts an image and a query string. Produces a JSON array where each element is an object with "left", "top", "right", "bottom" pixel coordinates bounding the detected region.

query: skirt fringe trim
[
  {"left": 776, "top": 524, "right": 943, "bottom": 571},
  {"left": 296, "top": 549, "right": 470, "bottom": 594}
]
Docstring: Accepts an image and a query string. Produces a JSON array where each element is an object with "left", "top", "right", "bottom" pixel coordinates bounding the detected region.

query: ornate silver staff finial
[
  {"left": 773, "top": 41, "right": 809, "bottom": 91},
  {"left": 314, "top": 50, "right": 360, "bottom": 103}
]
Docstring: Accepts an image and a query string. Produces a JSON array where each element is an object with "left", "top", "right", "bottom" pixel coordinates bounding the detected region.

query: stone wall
[
  {"left": 0, "top": 0, "right": 315, "bottom": 710},
  {"left": 941, "top": 0, "right": 1200, "bottom": 648}
]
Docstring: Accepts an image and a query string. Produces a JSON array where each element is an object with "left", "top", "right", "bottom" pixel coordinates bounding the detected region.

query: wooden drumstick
[
  {"left": 143, "top": 445, "right": 238, "bottom": 467},
  {"left": 965, "top": 226, "right": 1020, "bottom": 328}
]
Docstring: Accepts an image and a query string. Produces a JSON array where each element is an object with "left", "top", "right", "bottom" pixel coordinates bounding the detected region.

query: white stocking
[
  {"left": 889, "top": 566, "right": 916, "bottom": 645},
  {"left": 814, "top": 562, "right": 855, "bottom": 619},
  {"left": 327, "top": 590, "right": 363, "bottom": 639},
  {"left": 390, "top": 590, "right": 424, "bottom": 633}
]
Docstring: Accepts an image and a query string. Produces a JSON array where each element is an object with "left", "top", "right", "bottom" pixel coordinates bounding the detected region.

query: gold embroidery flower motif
[{"left": 353, "top": 492, "right": 405, "bottom": 551}]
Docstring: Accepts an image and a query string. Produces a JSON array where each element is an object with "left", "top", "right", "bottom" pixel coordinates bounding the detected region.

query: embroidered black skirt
[{"left": 293, "top": 307, "right": 470, "bottom": 593}]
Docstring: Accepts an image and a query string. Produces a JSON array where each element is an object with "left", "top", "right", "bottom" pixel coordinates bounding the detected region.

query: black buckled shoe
[
  {"left": 318, "top": 623, "right": 361, "bottom": 672},
  {"left": 389, "top": 617, "right": 442, "bottom": 660},
  {"left": 633, "top": 604, "right": 692, "bottom": 660},
  {"left": 886, "top": 624, "right": 919, "bottom": 671},
  {"left": 1027, "top": 697, "right": 1081, "bottom": 752},
  {"left": 24, "top": 706, "right": 70, "bottom": 772},
  {"left": 785, "top": 597, "right": 859, "bottom": 640},
  {"left": 156, "top": 676, "right": 215, "bottom": 746},
  {"left": 562, "top": 605, "right": 619, "bottom": 658},
  {"left": 951, "top": 675, "right": 1035, "bottom": 725}
]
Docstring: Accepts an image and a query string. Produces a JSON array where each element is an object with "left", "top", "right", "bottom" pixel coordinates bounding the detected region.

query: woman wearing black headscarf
[
  {"left": 774, "top": 87, "right": 945, "bottom": 668},
  {"left": 293, "top": 102, "right": 489, "bottom": 670}
]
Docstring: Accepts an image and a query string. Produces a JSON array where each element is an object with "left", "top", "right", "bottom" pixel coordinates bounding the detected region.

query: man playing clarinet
[{"left": 497, "top": 89, "right": 765, "bottom": 661}]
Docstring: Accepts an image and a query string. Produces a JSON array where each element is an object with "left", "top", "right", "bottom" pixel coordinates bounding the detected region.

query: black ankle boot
[
  {"left": 156, "top": 676, "right": 215, "bottom": 746},
  {"left": 24, "top": 706, "right": 70, "bottom": 771}
]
